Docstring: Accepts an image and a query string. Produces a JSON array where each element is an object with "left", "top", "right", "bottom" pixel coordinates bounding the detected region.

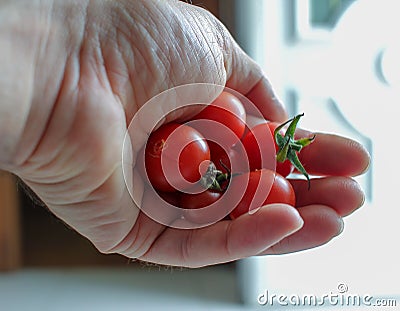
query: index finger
[{"left": 296, "top": 129, "right": 370, "bottom": 177}]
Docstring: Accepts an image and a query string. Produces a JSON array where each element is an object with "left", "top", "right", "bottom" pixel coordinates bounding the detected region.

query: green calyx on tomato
[
  {"left": 199, "top": 161, "right": 230, "bottom": 191},
  {"left": 274, "top": 113, "right": 315, "bottom": 189}
]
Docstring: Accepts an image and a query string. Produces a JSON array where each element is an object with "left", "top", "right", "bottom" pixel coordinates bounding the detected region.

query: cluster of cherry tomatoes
[{"left": 141, "top": 91, "right": 314, "bottom": 223}]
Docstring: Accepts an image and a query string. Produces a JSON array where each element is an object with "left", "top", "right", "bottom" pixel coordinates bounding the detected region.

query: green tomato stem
[{"left": 274, "top": 113, "right": 315, "bottom": 189}]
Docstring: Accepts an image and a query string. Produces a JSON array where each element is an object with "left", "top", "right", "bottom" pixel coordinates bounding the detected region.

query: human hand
[{"left": 0, "top": 0, "right": 369, "bottom": 267}]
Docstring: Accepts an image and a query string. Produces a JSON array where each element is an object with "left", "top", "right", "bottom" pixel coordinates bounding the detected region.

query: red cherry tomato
[
  {"left": 189, "top": 91, "right": 246, "bottom": 147},
  {"left": 180, "top": 190, "right": 222, "bottom": 209},
  {"left": 144, "top": 122, "right": 210, "bottom": 192},
  {"left": 241, "top": 122, "right": 294, "bottom": 177},
  {"left": 158, "top": 191, "right": 181, "bottom": 207},
  {"left": 180, "top": 190, "right": 225, "bottom": 224},
  {"left": 229, "top": 169, "right": 295, "bottom": 219},
  {"left": 240, "top": 123, "right": 276, "bottom": 173},
  {"left": 208, "top": 141, "right": 248, "bottom": 175}
]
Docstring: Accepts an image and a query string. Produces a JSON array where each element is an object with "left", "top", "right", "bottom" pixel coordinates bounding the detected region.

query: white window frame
[{"left": 219, "top": 0, "right": 398, "bottom": 306}]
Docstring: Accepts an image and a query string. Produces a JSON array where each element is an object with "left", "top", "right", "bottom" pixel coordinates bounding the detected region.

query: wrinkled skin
[{"left": 0, "top": 0, "right": 369, "bottom": 267}]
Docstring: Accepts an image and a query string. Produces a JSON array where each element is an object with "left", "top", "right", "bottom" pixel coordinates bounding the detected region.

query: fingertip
[
  {"left": 227, "top": 204, "right": 304, "bottom": 257},
  {"left": 335, "top": 216, "right": 345, "bottom": 237},
  {"left": 291, "top": 176, "right": 366, "bottom": 217},
  {"left": 297, "top": 133, "right": 371, "bottom": 177},
  {"left": 298, "top": 205, "right": 344, "bottom": 242},
  {"left": 255, "top": 203, "right": 304, "bottom": 234},
  {"left": 260, "top": 205, "right": 344, "bottom": 255},
  {"left": 354, "top": 141, "right": 371, "bottom": 177}
]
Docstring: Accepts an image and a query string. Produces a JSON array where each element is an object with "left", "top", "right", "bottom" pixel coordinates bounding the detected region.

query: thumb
[{"left": 225, "top": 43, "right": 288, "bottom": 122}]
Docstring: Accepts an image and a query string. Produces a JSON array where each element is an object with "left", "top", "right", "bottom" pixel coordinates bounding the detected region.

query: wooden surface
[
  {"left": 21, "top": 190, "right": 128, "bottom": 267},
  {"left": 0, "top": 171, "right": 21, "bottom": 271}
]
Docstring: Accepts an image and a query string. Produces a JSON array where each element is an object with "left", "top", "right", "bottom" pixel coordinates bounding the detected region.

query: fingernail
[
  {"left": 359, "top": 191, "right": 366, "bottom": 208},
  {"left": 336, "top": 217, "right": 345, "bottom": 236},
  {"left": 248, "top": 206, "right": 262, "bottom": 215}
]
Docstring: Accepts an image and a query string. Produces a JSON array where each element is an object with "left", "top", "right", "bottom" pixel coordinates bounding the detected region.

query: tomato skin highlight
[
  {"left": 240, "top": 125, "right": 264, "bottom": 171},
  {"left": 229, "top": 169, "right": 295, "bottom": 219},
  {"left": 263, "top": 171, "right": 295, "bottom": 206},
  {"left": 240, "top": 123, "right": 276, "bottom": 173},
  {"left": 144, "top": 122, "right": 210, "bottom": 192},
  {"left": 190, "top": 91, "right": 246, "bottom": 147}
]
